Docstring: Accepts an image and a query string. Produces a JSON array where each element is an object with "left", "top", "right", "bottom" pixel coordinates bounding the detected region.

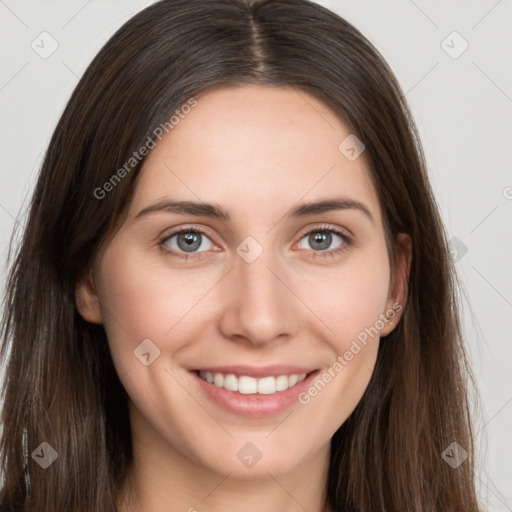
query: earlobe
[
  {"left": 75, "top": 268, "right": 103, "bottom": 324},
  {"left": 381, "top": 233, "right": 412, "bottom": 337}
]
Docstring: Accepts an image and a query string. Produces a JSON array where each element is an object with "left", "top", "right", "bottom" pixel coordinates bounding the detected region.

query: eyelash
[{"left": 158, "top": 224, "right": 352, "bottom": 261}]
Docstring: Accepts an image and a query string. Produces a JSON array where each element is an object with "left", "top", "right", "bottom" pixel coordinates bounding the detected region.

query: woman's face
[{"left": 78, "top": 85, "right": 407, "bottom": 479}]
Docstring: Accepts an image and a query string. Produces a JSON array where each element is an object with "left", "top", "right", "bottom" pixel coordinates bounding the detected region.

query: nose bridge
[{"left": 218, "top": 240, "right": 299, "bottom": 345}]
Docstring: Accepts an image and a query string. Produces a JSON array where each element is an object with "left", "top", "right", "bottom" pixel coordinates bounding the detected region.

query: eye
[
  {"left": 297, "top": 225, "right": 351, "bottom": 257},
  {"left": 160, "top": 228, "right": 214, "bottom": 259},
  {"left": 159, "top": 224, "right": 351, "bottom": 261}
]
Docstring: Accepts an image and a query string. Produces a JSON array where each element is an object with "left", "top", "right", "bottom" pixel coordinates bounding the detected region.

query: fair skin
[{"left": 77, "top": 85, "right": 411, "bottom": 512}]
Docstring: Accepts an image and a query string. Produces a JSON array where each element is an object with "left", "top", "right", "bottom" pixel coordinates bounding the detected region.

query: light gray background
[{"left": 1, "top": 0, "right": 511, "bottom": 509}]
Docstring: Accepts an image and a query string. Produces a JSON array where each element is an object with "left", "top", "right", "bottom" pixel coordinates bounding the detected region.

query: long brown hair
[{"left": 0, "top": 0, "right": 481, "bottom": 510}]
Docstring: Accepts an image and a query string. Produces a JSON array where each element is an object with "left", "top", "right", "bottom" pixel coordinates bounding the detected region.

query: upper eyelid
[
  {"left": 161, "top": 225, "right": 216, "bottom": 243},
  {"left": 302, "top": 224, "right": 351, "bottom": 238}
]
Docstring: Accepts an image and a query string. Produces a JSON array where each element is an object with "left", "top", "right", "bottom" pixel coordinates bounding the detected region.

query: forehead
[{"left": 129, "top": 85, "right": 382, "bottom": 226}]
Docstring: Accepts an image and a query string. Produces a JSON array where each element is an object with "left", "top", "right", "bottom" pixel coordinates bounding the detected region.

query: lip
[
  {"left": 188, "top": 367, "right": 320, "bottom": 418},
  {"left": 190, "top": 365, "right": 317, "bottom": 378}
]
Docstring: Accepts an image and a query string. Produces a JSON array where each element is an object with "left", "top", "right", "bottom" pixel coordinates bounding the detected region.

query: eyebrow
[{"left": 134, "top": 197, "right": 374, "bottom": 223}]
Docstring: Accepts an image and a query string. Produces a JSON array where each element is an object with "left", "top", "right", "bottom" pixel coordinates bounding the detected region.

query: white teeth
[
  {"left": 239, "top": 376, "right": 258, "bottom": 394},
  {"left": 223, "top": 374, "right": 238, "bottom": 392},
  {"left": 197, "top": 371, "right": 308, "bottom": 395},
  {"left": 257, "top": 376, "right": 276, "bottom": 395},
  {"left": 275, "top": 375, "right": 289, "bottom": 391}
]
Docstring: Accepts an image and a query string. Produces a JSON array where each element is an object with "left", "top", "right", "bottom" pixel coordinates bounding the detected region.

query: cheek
[
  {"left": 95, "top": 246, "right": 191, "bottom": 369},
  {"left": 294, "top": 277, "right": 388, "bottom": 439},
  {"left": 305, "top": 250, "right": 391, "bottom": 349},
  {"left": 296, "top": 249, "right": 390, "bottom": 405},
  {"left": 98, "top": 236, "right": 226, "bottom": 318}
]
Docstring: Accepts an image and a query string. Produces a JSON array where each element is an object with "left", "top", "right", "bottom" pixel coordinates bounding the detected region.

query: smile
[
  {"left": 189, "top": 365, "right": 319, "bottom": 417},
  {"left": 197, "top": 371, "right": 308, "bottom": 395}
]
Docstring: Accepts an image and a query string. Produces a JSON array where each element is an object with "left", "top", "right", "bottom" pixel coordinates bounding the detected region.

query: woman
[{"left": 0, "top": 0, "right": 481, "bottom": 510}]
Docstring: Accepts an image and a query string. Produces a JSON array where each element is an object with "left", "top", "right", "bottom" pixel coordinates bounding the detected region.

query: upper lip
[{"left": 191, "top": 365, "right": 318, "bottom": 378}]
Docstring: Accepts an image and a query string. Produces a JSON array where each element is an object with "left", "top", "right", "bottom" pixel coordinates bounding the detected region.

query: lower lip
[{"left": 189, "top": 370, "right": 319, "bottom": 418}]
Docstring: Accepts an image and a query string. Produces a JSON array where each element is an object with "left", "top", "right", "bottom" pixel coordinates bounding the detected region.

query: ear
[
  {"left": 380, "top": 233, "right": 412, "bottom": 337},
  {"left": 75, "top": 268, "right": 103, "bottom": 324}
]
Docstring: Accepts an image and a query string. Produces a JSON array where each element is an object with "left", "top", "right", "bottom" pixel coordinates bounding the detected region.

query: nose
[{"left": 218, "top": 246, "right": 301, "bottom": 347}]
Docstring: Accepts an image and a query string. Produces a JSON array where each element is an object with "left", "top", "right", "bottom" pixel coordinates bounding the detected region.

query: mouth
[
  {"left": 188, "top": 365, "right": 319, "bottom": 418},
  {"left": 194, "top": 370, "right": 311, "bottom": 395}
]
